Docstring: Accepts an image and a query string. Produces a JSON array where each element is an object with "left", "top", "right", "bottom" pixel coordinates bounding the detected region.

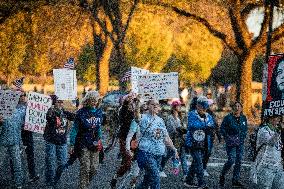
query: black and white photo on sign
[
  {"left": 130, "top": 67, "right": 149, "bottom": 93},
  {"left": 53, "top": 69, "right": 77, "bottom": 100}
]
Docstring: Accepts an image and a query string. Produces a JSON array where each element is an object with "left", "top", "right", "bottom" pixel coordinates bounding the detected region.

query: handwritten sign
[
  {"left": 53, "top": 69, "right": 77, "bottom": 100},
  {"left": 138, "top": 72, "right": 179, "bottom": 100},
  {"left": 24, "top": 92, "right": 52, "bottom": 134},
  {"left": 0, "top": 90, "right": 21, "bottom": 118},
  {"left": 130, "top": 67, "right": 150, "bottom": 93}
]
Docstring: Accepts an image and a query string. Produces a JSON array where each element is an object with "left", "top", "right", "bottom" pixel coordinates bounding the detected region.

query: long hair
[{"left": 271, "top": 57, "right": 284, "bottom": 100}]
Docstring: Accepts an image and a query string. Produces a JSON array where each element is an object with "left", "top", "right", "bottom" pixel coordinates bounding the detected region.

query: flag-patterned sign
[
  {"left": 64, "top": 57, "right": 75, "bottom": 69},
  {"left": 12, "top": 77, "right": 24, "bottom": 90}
]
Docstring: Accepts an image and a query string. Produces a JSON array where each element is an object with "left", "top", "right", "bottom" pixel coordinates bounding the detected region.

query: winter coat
[
  {"left": 220, "top": 113, "right": 248, "bottom": 145},
  {"left": 0, "top": 104, "right": 26, "bottom": 146},
  {"left": 185, "top": 110, "right": 214, "bottom": 149},
  {"left": 44, "top": 106, "right": 75, "bottom": 145}
]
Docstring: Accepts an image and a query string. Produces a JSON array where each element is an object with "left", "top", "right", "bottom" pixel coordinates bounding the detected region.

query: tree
[{"left": 144, "top": 0, "right": 284, "bottom": 116}]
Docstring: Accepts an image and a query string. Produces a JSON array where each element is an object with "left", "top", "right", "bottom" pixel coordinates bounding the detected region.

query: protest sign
[
  {"left": 263, "top": 54, "right": 284, "bottom": 116},
  {"left": 0, "top": 90, "right": 21, "bottom": 118},
  {"left": 131, "top": 67, "right": 150, "bottom": 93},
  {"left": 24, "top": 92, "right": 52, "bottom": 134},
  {"left": 138, "top": 72, "right": 179, "bottom": 100},
  {"left": 53, "top": 69, "right": 77, "bottom": 100}
]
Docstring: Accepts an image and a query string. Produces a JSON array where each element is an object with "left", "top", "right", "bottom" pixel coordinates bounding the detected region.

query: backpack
[{"left": 248, "top": 126, "right": 266, "bottom": 162}]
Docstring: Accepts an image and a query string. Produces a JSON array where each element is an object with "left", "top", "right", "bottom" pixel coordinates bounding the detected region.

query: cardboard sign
[
  {"left": 53, "top": 69, "right": 77, "bottom": 100},
  {"left": 24, "top": 92, "right": 52, "bottom": 134},
  {"left": 263, "top": 54, "right": 284, "bottom": 116},
  {"left": 0, "top": 90, "right": 21, "bottom": 118},
  {"left": 130, "top": 67, "right": 150, "bottom": 93},
  {"left": 138, "top": 72, "right": 179, "bottom": 100}
]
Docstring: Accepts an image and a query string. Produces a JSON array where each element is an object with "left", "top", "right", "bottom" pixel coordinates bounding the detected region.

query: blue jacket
[
  {"left": 185, "top": 110, "right": 214, "bottom": 148},
  {"left": 0, "top": 104, "right": 26, "bottom": 147},
  {"left": 70, "top": 107, "right": 103, "bottom": 149},
  {"left": 220, "top": 113, "right": 248, "bottom": 145}
]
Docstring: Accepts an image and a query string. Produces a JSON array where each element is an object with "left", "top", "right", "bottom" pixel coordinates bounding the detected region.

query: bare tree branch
[
  {"left": 121, "top": 0, "right": 139, "bottom": 43},
  {"left": 256, "top": 23, "right": 284, "bottom": 48}
]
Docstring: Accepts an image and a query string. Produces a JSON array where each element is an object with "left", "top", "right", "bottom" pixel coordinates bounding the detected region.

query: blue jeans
[
  {"left": 45, "top": 141, "right": 67, "bottom": 185},
  {"left": 180, "top": 146, "right": 189, "bottom": 176},
  {"left": 8, "top": 145, "right": 23, "bottom": 187},
  {"left": 186, "top": 149, "right": 205, "bottom": 187},
  {"left": 137, "top": 151, "right": 162, "bottom": 189},
  {"left": 221, "top": 145, "right": 244, "bottom": 182}
]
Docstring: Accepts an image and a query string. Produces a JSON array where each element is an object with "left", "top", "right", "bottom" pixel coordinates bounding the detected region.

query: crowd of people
[{"left": 0, "top": 81, "right": 284, "bottom": 189}]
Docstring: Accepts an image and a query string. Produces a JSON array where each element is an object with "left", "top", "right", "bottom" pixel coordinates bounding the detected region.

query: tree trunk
[
  {"left": 116, "top": 43, "right": 128, "bottom": 91},
  {"left": 98, "top": 37, "right": 113, "bottom": 96},
  {"left": 240, "top": 50, "right": 256, "bottom": 117}
]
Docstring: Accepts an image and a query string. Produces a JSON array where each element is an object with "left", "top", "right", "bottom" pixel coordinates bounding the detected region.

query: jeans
[
  {"left": 8, "top": 145, "right": 23, "bottom": 187},
  {"left": 160, "top": 147, "right": 175, "bottom": 171},
  {"left": 137, "top": 151, "right": 162, "bottom": 189},
  {"left": 22, "top": 130, "right": 36, "bottom": 178},
  {"left": 180, "top": 146, "right": 189, "bottom": 176},
  {"left": 221, "top": 145, "right": 244, "bottom": 182},
  {"left": 203, "top": 141, "right": 213, "bottom": 170},
  {"left": 186, "top": 149, "right": 205, "bottom": 187},
  {"left": 79, "top": 148, "right": 99, "bottom": 189},
  {"left": 45, "top": 141, "right": 67, "bottom": 185}
]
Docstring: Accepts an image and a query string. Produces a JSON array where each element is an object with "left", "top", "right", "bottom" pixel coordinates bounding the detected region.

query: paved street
[{"left": 0, "top": 133, "right": 257, "bottom": 189}]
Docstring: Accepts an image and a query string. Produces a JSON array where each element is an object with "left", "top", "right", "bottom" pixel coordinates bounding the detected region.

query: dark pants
[
  {"left": 186, "top": 149, "right": 206, "bottom": 187},
  {"left": 203, "top": 139, "right": 213, "bottom": 170},
  {"left": 221, "top": 145, "right": 244, "bottom": 182},
  {"left": 137, "top": 151, "right": 162, "bottom": 189},
  {"left": 22, "top": 130, "right": 36, "bottom": 178},
  {"left": 116, "top": 138, "right": 132, "bottom": 177}
]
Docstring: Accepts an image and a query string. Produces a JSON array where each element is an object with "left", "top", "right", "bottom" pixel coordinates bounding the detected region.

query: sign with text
[
  {"left": 138, "top": 72, "right": 179, "bottom": 100},
  {"left": 263, "top": 54, "right": 284, "bottom": 116},
  {"left": 24, "top": 92, "right": 52, "bottom": 134},
  {"left": 53, "top": 69, "right": 77, "bottom": 100},
  {"left": 131, "top": 67, "right": 150, "bottom": 93},
  {"left": 0, "top": 90, "right": 21, "bottom": 118}
]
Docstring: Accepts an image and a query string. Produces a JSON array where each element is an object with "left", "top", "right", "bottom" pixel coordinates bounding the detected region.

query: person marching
[
  {"left": 254, "top": 115, "right": 284, "bottom": 189},
  {"left": 183, "top": 96, "right": 214, "bottom": 189},
  {"left": 44, "top": 95, "right": 75, "bottom": 187},
  {"left": 219, "top": 102, "right": 248, "bottom": 188},
  {"left": 136, "top": 99, "right": 178, "bottom": 189},
  {"left": 110, "top": 93, "right": 137, "bottom": 188},
  {"left": 159, "top": 100, "right": 182, "bottom": 177},
  {"left": 69, "top": 91, "right": 103, "bottom": 189},
  {"left": 0, "top": 81, "right": 27, "bottom": 189}
]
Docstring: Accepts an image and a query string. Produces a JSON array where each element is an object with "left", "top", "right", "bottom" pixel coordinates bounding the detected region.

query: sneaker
[
  {"left": 232, "top": 181, "right": 244, "bottom": 187},
  {"left": 159, "top": 171, "right": 167, "bottom": 178},
  {"left": 219, "top": 175, "right": 225, "bottom": 187},
  {"left": 16, "top": 186, "right": 22, "bottom": 189},
  {"left": 198, "top": 186, "right": 208, "bottom": 189},
  {"left": 184, "top": 182, "right": 198, "bottom": 188},
  {"left": 110, "top": 178, "right": 117, "bottom": 189},
  {"left": 29, "top": 174, "right": 40, "bottom": 183},
  {"left": 203, "top": 170, "right": 209, "bottom": 177}
]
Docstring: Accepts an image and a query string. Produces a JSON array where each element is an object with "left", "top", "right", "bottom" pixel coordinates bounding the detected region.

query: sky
[{"left": 246, "top": 7, "right": 284, "bottom": 38}]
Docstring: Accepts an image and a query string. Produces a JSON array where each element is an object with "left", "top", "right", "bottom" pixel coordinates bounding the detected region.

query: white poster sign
[
  {"left": 138, "top": 72, "right": 179, "bottom": 100},
  {"left": 0, "top": 90, "right": 21, "bottom": 118},
  {"left": 53, "top": 69, "right": 77, "bottom": 100},
  {"left": 130, "top": 67, "right": 150, "bottom": 93},
  {"left": 24, "top": 92, "right": 52, "bottom": 134}
]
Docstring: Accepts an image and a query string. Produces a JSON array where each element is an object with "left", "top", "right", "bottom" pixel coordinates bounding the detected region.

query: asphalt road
[{"left": 0, "top": 134, "right": 258, "bottom": 189}]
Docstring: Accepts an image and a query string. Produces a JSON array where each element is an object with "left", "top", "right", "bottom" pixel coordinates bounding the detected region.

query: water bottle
[{"left": 172, "top": 158, "right": 180, "bottom": 175}]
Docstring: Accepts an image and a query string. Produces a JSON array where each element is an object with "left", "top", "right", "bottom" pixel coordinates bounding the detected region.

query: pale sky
[{"left": 246, "top": 8, "right": 284, "bottom": 38}]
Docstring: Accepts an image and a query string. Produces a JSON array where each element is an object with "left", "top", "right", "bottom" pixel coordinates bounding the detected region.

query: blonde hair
[{"left": 81, "top": 90, "right": 100, "bottom": 107}]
